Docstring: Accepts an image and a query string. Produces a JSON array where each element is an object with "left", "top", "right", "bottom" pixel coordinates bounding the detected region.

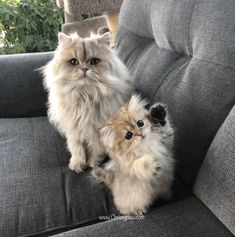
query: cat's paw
[
  {"left": 142, "top": 158, "right": 161, "bottom": 177},
  {"left": 152, "top": 161, "right": 161, "bottom": 176},
  {"left": 68, "top": 156, "right": 87, "bottom": 173},
  {"left": 133, "top": 208, "right": 147, "bottom": 216},
  {"left": 88, "top": 158, "right": 101, "bottom": 168},
  {"left": 91, "top": 167, "right": 105, "bottom": 182},
  {"left": 134, "top": 156, "right": 161, "bottom": 179},
  {"left": 119, "top": 207, "right": 147, "bottom": 216},
  {"left": 150, "top": 103, "right": 166, "bottom": 126}
]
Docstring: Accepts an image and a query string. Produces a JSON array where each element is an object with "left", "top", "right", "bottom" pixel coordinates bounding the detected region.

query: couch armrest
[{"left": 0, "top": 52, "right": 53, "bottom": 118}]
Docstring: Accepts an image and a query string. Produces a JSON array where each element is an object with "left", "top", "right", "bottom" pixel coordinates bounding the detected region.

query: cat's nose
[
  {"left": 81, "top": 68, "right": 88, "bottom": 73},
  {"left": 137, "top": 133, "right": 145, "bottom": 139}
]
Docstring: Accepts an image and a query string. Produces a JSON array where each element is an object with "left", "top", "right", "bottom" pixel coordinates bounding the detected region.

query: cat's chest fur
[{"left": 48, "top": 83, "right": 126, "bottom": 140}]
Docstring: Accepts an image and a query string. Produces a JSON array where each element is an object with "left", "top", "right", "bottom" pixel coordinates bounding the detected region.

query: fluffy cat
[
  {"left": 92, "top": 95, "right": 174, "bottom": 215},
  {"left": 43, "top": 32, "right": 132, "bottom": 172}
]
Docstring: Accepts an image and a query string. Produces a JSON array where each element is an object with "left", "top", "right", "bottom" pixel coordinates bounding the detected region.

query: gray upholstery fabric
[
  {"left": 0, "top": 117, "right": 113, "bottom": 237},
  {"left": 1, "top": 0, "right": 235, "bottom": 236},
  {"left": 116, "top": 0, "right": 235, "bottom": 186},
  {"left": 194, "top": 106, "right": 235, "bottom": 235},
  {"left": 0, "top": 52, "right": 53, "bottom": 118},
  {"left": 52, "top": 197, "right": 233, "bottom": 237}
]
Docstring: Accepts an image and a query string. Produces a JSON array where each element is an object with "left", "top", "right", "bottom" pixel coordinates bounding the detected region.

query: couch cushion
[
  {"left": 0, "top": 116, "right": 191, "bottom": 236},
  {"left": 0, "top": 117, "right": 113, "bottom": 236},
  {"left": 116, "top": 0, "right": 235, "bottom": 186},
  {"left": 52, "top": 197, "right": 233, "bottom": 237},
  {"left": 194, "top": 106, "right": 235, "bottom": 235}
]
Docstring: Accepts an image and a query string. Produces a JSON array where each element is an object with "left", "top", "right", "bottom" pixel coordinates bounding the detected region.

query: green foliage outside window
[{"left": 0, "top": 0, "right": 64, "bottom": 54}]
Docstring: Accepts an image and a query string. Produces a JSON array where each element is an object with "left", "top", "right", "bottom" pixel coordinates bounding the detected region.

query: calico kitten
[
  {"left": 43, "top": 32, "right": 132, "bottom": 172},
  {"left": 92, "top": 95, "right": 174, "bottom": 215}
]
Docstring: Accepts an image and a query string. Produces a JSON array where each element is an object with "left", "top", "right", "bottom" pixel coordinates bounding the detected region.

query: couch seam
[
  {"left": 118, "top": 24, "right": 235, "bottom": 70},
  {"left": 187, "top": 0, "right": 198, "bottom": 56},
  {"left": 192, "top": 56, "right": 235, "bottom": 70},
  {"left": 19, "top": 217, "right": 106, "bottom": 237}
]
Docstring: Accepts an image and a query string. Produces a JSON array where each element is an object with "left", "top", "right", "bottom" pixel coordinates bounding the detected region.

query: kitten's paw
[
  {"left": 91, "top": 167, "right": 104, "bottom": 182},
  {"left": 150, "top": 103, "right": 166, "bottom": 126},
  {"left": 153, "top": 161, "right": 161, "bottom": 176},
  {"left": 134, "top": 155, "right": 161, "bottom": 179},
  {"left": 92, "top": 167, "right": 113, "bottom": 185},
  {"left": 88, "top": 158, "right": 101, "bottom": 168},
  {"left": 143, "top": 158, "right": 161, "bottom": 177},
  {"left": 69, "top": 157, "right": 87, "bottom": 173},
  {"left": 119, "top": 207, "right": 147, "bottom": 216},
  {"left": 134, "top": 208, "right": 147, "bottom": 216}
]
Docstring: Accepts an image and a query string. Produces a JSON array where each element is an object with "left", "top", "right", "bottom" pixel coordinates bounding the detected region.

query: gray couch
[{"left": 0, "top": 0, "right": 234, "bottom": 236}]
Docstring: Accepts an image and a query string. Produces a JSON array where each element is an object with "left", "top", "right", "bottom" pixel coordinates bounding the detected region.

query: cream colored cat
[
  {"left": 43, "top": 32, "right": 132, "bottom": 172},
  {"left": 92, "top": 95, "right": 175, "bottom": 215}
]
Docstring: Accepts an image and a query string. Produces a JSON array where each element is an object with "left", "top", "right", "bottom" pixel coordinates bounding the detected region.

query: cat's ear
[
  {"left": 99, "top": 125, "right": 113, "bottom": 148},
  {"left": 128, "top": 94, "right": 149, "bottom": 113},
  {"left": 98, "top": 32, "right": 111, "bottom": 45},
  {"left": 58, "top": 32, "right": 71, "bottom": 45}
]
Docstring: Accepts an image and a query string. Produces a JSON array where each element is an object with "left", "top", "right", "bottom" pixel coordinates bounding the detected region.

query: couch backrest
[
  {"left": 0, "top": 52, "right": 53, "bottom": 118},
  {"left": 116, "top": 0, "right": 235, "bottom": 187}
]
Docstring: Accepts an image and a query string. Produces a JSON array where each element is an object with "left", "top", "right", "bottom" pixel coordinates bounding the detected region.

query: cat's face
[
  {"left": 100, "top": 95, "right": 152, "bottom": 157},
  {"left": 53, "top": 32, "right": 113, "bottom": 85}
]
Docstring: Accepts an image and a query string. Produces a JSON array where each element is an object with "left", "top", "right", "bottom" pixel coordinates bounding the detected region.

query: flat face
[
  {"left": 54, "top": 33, "right": 112, "bottom": 83},
  {"left": 103, "top": 103, "right": 151, "bottom": 154}
]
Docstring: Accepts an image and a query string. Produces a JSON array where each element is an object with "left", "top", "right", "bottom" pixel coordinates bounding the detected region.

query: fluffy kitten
[
  {"left": 43, "top": 32, "right": 132, "bottom": 172},
  {"left": 92, "top": 95, "right": 174, "bottom": 215}
]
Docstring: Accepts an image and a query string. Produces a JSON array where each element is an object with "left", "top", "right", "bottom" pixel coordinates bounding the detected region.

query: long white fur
[
  {"left": 43, "top": 32, "right": 132, "bottom": 172},
  {"left": 93, "top": 95, "right": 175, "bottom": 215}
]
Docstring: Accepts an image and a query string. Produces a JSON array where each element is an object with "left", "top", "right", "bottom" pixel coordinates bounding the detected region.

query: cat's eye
[
  {"left": 69, "top": 58, "right": 79, "bottom": 65},
  {"left": 125, "top": 131, "right": 133, "bottom": 140},
  {"left": 90, "top": 58, "right": 100, "bottom": 65},
  {"left": 137, "top": 120, "right": 144, "bottom": 127}
]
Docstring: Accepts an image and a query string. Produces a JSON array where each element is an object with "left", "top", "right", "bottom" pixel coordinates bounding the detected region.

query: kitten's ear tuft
[
  {"left": 98, "top": 32, "right": 111, "bottom": 46},
  {"left": 58, "top": 32, "right": 71, "bottom": 45},
  {"left": 127, "top": 94, "right": 149, "bottom": 114},
  {"left": 99, "top": 125, "right": 113, "bottom": 148},
  {"left": 99, "top": 126, "right": 110, "bottom": 137}
]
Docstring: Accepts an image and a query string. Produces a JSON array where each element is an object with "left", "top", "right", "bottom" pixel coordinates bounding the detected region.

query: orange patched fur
[{"left": 92, "top": 95, "right": 175, "bottom": 215}]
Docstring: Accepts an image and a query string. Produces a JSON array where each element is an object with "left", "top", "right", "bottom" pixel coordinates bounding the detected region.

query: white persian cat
[
  {"left": 92, "top": 95, "right": 175, "bottom": 215},
  {"left": 43, "top": 32, "right": 132, "bottom": 172}
]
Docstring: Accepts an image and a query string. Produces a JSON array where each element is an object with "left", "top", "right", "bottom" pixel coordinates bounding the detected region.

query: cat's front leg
[
  {"left": 88, "top": 140, "right": 106, "bottom": 168},
  {"left": 130, "top": 155, "right": 161, "bottom": 180},
  {"left": 67, "top": 135, "right": 87, "bottom": 173},
  {"left": 149, "top": 103, "right": 166, "bottom": 126},
  {"left": 149, "top": 103, "right": 174, "bottom": 146}
]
